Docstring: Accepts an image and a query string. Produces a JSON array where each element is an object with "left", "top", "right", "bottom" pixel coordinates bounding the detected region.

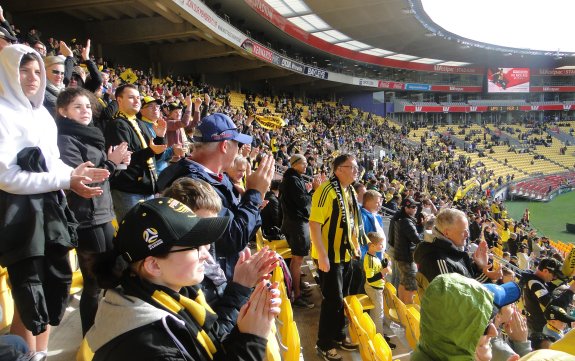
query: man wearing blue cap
[{"left": 157, "top": 113, "right": 275, "bottom": 280}]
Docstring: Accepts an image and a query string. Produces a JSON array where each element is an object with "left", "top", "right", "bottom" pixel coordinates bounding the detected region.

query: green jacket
[{"left": 411, "top": 273, "right": 494, "bottom": 361}]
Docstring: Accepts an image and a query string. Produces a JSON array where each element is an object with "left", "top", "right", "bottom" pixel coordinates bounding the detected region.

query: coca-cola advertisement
[{"left": 487, "top": 68, "right": 530, "bottom": 93}]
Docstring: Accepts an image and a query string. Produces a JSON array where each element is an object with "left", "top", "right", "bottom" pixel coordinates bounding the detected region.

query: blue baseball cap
[
  {"left": 193, "top": 113, "right": 252, "bottom": 144},
  {"left": 483, "top": 282, "right": 521, "bottom": 308}
]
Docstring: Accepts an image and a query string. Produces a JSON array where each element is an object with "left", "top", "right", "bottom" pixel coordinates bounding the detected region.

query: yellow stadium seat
[
  {"left": 372, "top": 333, "right": 394, "bottom": 361},
  {"left": 392, "top": 294, "right": 418, "bottom": 349},
  {"left": 383, "top": 283, "right": 400, "bottom": 324},
  {"left": 343, "top": 297, "right": 359, "bottom": 344},
  {"left": 353, "top": 315, "right": 375, "bottom": 361},
  {"left": 406, "top": 306, "right": 421, "bottom": 345},
  {"left": 0, "top": 267, "right": 14, "bottom": 330}
]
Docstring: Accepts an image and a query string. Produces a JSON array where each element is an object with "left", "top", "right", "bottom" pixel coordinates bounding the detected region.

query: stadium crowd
[{"left": 0, "top": 8, "right": 574, "bottom": 361}]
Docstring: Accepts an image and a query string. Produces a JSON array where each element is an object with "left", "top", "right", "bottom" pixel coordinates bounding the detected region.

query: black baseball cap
[
  {"left": 116, "top": 198, "right": 230, "bottom": 263},
  {"left": 545, "top": 305, "right": 575, "bottom": 324},
  {"left": 539, "top": 258, "right": 563, "bottom": 277},
  {"left": 402, "top": 197, "right": 420, "bottom": 208}
]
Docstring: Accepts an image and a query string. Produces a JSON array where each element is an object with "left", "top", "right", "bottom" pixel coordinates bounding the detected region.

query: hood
[
  {"left": 85, "top": 288, "right": 172, "bottom": 352},
  {"left": 412, "top": 273, "right": 493, "bottom": 361},
  {"left": 0, "top": 44, "right": 46, "bottom": 111}
]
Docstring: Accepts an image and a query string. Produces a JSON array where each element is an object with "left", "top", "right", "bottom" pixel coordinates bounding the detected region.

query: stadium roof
[{"left": 2, "top": 0, "right": 574, "bottom": 92}]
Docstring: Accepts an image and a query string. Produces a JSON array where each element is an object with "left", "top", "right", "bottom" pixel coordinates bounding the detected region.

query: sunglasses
[
  {"left": 51, "top": 70, "right": 65, "bottom": 76},
  {"left": 406, "top": 205, "right": 417, "bottom": 209}
]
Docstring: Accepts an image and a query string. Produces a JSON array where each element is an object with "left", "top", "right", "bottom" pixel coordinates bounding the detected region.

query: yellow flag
[{"left": 120, "top": 68, "right": 138, "bottom": 84}]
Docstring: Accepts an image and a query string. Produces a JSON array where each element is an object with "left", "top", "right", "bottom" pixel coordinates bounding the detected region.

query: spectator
[
  {"left": 85, "top": 198, "right": 279, "bottom": 361},
  {"left": 260, "top": 179, "right": 282, "bottom": 238},
  {"left": 55, "top": 87, "right": 130, "bottom": 335},
  {"left": 310, "top": 154, "right": 361, "bottom": 361},
  {"left": 161, "top": 178, "right": 278, "bottom": 335},
  {"left": 393, "top": 197, "right": 423, "bottom": 304},
  {"left": 414, "top": 208, "right": 490, "bottom": 291},
  {"left": 42, "top": 55, "right": 66, "bottom": 117},
  {"left": 522, "top": 258, "right": 574, "bottom": 333},
  {"left": 363, "top": 232, "right": 395, "bottom": 349},
  {"left": 225, "top": 155, "right": 249, "bottom": 197},
  {"left": 138, "top": 95, "right": 183, "bottom": 174},
  {"left": 0, "top": 44, "right": 107, "bottom": 354},
  {"left": 542, "top": 305, "right": 575, "bottom": 342},
  {"left": 157, "top": 113, "right": 273, "bottom": 280},
  {"left": 105, "top": 83, "right": 167, "bottom": 221},
  {"left": 483, "top": 282, "right": 532, "bottom": 360},
  {"left": 411, "top": 273, "right": 500, "bottom": 361},
  {"left": 360, "top": 189, "right": 385, "bottom": 259},
  {"left": 280, "top": 154, "right": 318, "bottom": 309}
]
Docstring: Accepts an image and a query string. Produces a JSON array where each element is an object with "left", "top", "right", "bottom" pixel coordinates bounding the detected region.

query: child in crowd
[
  {"left": 363, "top": 232, "right": 395, "bottom": 349},
  {"left": 542, "top": 305, "right": 575, "bottom": 342}
]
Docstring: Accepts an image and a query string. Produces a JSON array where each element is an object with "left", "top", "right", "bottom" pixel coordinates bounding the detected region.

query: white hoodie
[{"left": 0, "top": 44, "right": 72, "bottom": 194}]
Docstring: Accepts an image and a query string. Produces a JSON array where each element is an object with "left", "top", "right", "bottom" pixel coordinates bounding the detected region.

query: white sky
[{"left": 421, "top": 0, "right": 575, "bottom": 53}]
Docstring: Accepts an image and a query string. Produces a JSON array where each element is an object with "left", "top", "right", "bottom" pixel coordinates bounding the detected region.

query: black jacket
[
  {"left": 88, "top": 288, "right": 265, "bottom": 361},
  {"left": 279, "top": 167, "right": 310, "bottom": 222},
  {"left": 393, "top": 215, "right": 421, "bottom": 262},
  {"left": 261, "top": 191, "right": 281, "bottom": 235},
  {"left": 57, "top": 122, "right": 115, "bottom": 229},
  {"left": 105, "top": 114, "right": 165, "bottom": 195},
  {"left": 469, "top": 221, "right": 482, "bottom": 243},
  {"left": 0, "top": 147, "right": 77, "bottom": 266},
  {"left": 413, "top": 235, "right": 488, "bottom": 285}
]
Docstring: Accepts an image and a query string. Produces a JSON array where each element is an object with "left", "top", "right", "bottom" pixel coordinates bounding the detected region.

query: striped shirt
[{"left": 309, "top": 181, "right": 357, "bottom": 263}]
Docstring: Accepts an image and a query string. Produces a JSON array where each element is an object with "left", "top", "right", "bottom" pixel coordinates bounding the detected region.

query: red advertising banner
[
  {"left": 402, "top": 104, "right": 573, "bottom": 113},
  {"left": 378, "top": 81, "right": 405, "bottom": 90},
  {"left": 530, "top": 86, "right": 575, "bottom": 92},
  {"left": 241, "top": 39, "right": 274, "bottom": 62},
  {"left": 534, "top": 69, "right": 575, "bottom": 76},
  {"left": 243, "top": 0, "right": 484, "bottom": 75},
  {"left": 487, "top": 68, "right": 530, "bottom": 93},
  {"left": 430, "top": 85, "right": 482, "bottom": 92}
]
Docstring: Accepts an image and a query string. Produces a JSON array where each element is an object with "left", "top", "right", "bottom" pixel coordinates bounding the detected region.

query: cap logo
[
  {"left": 168, "top": 199, "right": 193, "bottom": 214},
  {"left": 143, "top": 228, "right": 164, "bottom": 250}
]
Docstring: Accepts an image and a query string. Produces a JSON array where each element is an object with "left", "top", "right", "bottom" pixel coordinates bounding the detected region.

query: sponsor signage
[
  {"left": 487, "top": 68, "right": 530, "bottom": 93},
  {"left": 304, "top": 66, "right": 329, "bottom": 79},
  {"left": 530, "top": 86, "right": 575, "bottom": 92},
  {"left": 378, "top": 81, "right": 405, "bottom": 90},
  {"left": 534, "top": 69, "right": 575, "bottom": 76},
  {"left": 356, "top": 78, "right": 379, "bottom": 87},
  {"left": 272, "top": 53, "right": 305, "bottom": 74},
  {"left": 430, "top": 85, "right": 482, "bottom": 92},
  {"left": 177, "top": 0, "right": 246, "bottom": 46},
  {"left": 403, "top": 104, "right": 574, "bottom": 113},
  {"left": 405, "top": 83, "right": 432, "bottom": 91}
]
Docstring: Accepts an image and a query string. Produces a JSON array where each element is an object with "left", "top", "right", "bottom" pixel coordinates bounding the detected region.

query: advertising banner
[
  {"left": 405, "top": 83, "right": 432, "bottom": 91},
  {"left": 487, "top": 68, "right": 530, "bottom": 93}
]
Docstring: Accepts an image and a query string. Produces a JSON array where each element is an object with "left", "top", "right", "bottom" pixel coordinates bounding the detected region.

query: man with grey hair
[{"left": 414, "top": 208, "right": 490, "bottom": 289}]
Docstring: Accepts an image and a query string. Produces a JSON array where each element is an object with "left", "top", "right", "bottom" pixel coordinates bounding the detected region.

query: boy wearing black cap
[
  {"left": 85, "top": 198, "right": 280, "bottom": 361},
  {"left": 542, "top": 305, "right": 575, "bottom": 341}
]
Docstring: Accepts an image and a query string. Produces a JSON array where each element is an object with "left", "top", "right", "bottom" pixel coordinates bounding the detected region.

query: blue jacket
[
  {"left": 360, "top": 207, "right": 383, "bottom": 260},
  {"left": 157, "top": 158, "right": 262, "bottom": 279}
]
